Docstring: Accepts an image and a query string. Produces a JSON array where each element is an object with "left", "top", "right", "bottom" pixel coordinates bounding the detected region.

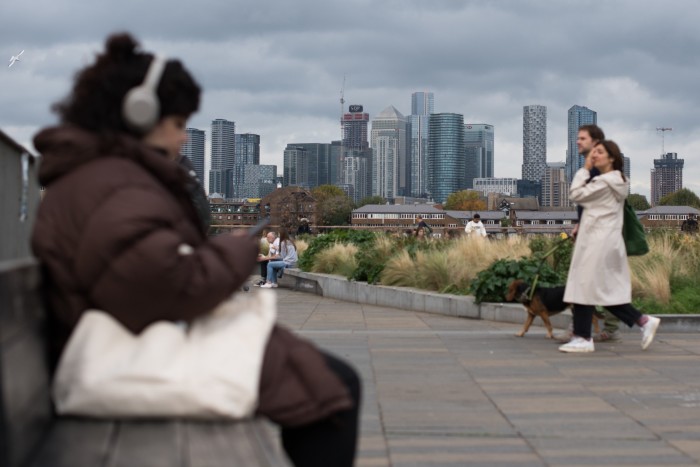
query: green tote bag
[{"left": 622, "top": 200, "right": 649, "bottom": 256}]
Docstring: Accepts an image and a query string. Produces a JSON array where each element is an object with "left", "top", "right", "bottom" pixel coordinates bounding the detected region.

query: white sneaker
[
  {"left": 555, "top": 328, "right": 574, "bottom": 343},
  {"left": 558, "top": 336, "right": 595, "bottom": 353},
  {"left": 640, "top": 316, "right": 660, "bottom": 350},
  {"left": 260, "top": 283, "right": 278, "bottom": 288}
]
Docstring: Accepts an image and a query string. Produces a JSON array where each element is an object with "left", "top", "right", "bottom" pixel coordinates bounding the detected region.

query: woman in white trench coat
[{"left": 559, "top": 140, "right": 660, "bottom": 353}]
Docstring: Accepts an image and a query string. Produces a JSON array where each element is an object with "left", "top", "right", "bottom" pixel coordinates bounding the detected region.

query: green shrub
[
  {"left": 633, "top": 276, "right": 700, "bottom": 314},
  {"left": 350, "top": 244, "right": 386, "bottom": 283},
  {"left": 529, "top": 236, "right": 573, "bottom": 277},
  {"left": 469, "top": 257, "right": 563, "bottom": 304}
]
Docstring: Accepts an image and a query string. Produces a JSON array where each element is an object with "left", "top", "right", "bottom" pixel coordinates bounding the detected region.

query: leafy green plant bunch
[
  {"left": 350, "top": 241, "right": 387, "bottom": 284},
  {"left": 528, "top": 235, "right": 573, "bottom": 277},
  {"left": 298, "top": 230, "right": 376, "bottom": 271},
  {"left": 469, "top": 257, "right": 564, "bottom": 303}
]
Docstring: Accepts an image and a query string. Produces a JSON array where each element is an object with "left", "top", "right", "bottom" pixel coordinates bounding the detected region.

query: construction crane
[{"left": 656, "top": 127, "right": 673, "bottom": 155}]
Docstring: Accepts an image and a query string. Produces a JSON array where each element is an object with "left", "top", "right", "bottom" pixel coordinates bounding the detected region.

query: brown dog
[{"left": 506, "top": 280, "right": 600, "bottom": 339}]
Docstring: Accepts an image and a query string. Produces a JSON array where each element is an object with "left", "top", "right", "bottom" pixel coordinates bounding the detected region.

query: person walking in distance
[
  {"left": 415, "top": 215, "right": 433, "bottom": 235},
  {"left": 566, "top": 124, "right": 622, "bottom": 343},
  {"left": 681, "top": 213, "right": 699, "bottom": 234},
  {"left": 559, "top": 140, "right": 660, "bottom": 353},
  {"left": 464, "top": 213, "right": 487, "bottom": 238}
]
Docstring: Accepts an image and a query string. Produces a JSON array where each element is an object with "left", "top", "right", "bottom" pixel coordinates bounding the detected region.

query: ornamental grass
[
  {"left": 380, "top": 235, "right": 531, "bottom": 293},
  {"left": 310, "top": 242, "right": 358, "bottom": 277}
]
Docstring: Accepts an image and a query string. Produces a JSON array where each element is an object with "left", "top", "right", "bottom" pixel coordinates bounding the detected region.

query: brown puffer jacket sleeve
[{"left": 74, "top": 185, "right": 258, "bottom": 334}]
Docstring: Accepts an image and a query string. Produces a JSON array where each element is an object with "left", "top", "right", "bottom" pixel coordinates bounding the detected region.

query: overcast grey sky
[{"left": 2, "top": 0, "right": 699, "bottom": 199}]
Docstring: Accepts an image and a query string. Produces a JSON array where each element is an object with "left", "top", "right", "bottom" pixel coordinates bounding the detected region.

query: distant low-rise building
[
  {"left": 208, "top": 196, "right": 260, "bottom": 226},
  {"left": 351, "top": 202, "right": 577, "bottom": 236},
  {"left": 351, "top": 204, "right": 445, "bottom": 231},
  {"left": 638, "top": 206, "right": 700, "bottom": 230}
]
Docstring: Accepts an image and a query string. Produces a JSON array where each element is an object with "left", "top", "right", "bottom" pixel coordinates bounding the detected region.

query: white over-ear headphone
[{"left": 122, "top": 55, "right": 167, "bottom": 134}]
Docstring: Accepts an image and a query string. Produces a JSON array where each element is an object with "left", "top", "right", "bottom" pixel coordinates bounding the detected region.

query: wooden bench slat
[{"left": 29, "top": 419, "right": 115, "bottom": 467}]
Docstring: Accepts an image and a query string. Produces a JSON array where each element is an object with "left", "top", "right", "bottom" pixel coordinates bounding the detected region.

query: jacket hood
[
  {"left": 33, "top": 125, "right": 187, "bottom": 189},
  {"left": 597, "top": 170, "right": 629, "bottom": 201}
]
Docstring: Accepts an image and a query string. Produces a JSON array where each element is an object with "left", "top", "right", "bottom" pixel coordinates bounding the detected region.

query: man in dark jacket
[{"left": 681, "top": 214, "right": 698, "bottom": 233}]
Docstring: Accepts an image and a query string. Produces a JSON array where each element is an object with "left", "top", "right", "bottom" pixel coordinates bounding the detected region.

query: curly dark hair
[{"left": 53, "top": 33, "right": 201, "bottom": 136}]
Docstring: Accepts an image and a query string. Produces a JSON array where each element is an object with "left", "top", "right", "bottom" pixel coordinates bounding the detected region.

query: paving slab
[{"left": 273, "top": 289, "right": 700, "bottom": 466}]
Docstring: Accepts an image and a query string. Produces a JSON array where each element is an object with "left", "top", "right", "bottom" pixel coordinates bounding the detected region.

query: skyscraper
[
  {"left": 330, "top": 140, "right": 342, "bottom": 186},
  {"left": 283, "top": 145, "right": 309, "bottom": 188},
  {"left": 242, "top": 164, "right": 277, "bottom": 199},
  {"left": 651, "top": 152, "right": 684, "bottom": 206},
  {"left": 623, "top": 155, "right": 631, "bottom": 194},
  {"left": 233, "top": 133, "right": 260, "bottom": 198},
  {"left": 522, "top": 105, "right": 547, "bottom": 183},
  {"left": 428, "top": 113, "right": 465, "bottom": 203},
  {"left": 341, "top": 105, "right": 372, "bottom": 202},
  {"left": 411, "top": 91, "right": 434, "bottom": 116},
  {"left": 371, "top": 105, "right": 407, "bottom": 199},
  {"left": 566, "top": 105, "right": 597, "bottom": 182},
  {"left": 342, "top": 106, "right": 370, "bottom": 152},
  {"left": 181, "top": 128, "right": 205, "bottom": 186},
  {"left": 541, "top": 162, "right": 569, "bottom": 207},
  {"left": 464, "top": 124, "right": 494, "bottom": 188},
  {"left": 287, "top": 143, "right": 333, "bottom": 189},
  {"left": 209, "top": 119, "right": 235, "bottom": 197},
  {"left": 408, "top": 91, "right": 433, "bottom": 197}
]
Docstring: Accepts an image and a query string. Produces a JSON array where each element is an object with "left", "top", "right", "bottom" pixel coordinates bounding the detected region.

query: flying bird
[{"left": 8, "top": 50, "right": 24, "bottom": 68}]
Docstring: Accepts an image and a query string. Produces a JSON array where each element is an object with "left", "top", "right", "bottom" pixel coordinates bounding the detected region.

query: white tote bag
[{"left": 52, "top": 290, "right": 276, "bottom": 419}]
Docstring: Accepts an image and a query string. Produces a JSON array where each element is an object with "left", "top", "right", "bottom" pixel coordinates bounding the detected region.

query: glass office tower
[
  {"left": 566, "top": 105, "right": 597, "bottom": 182},
  {"left": 428, "top": 113, "right": 465, "bottom": 203}
]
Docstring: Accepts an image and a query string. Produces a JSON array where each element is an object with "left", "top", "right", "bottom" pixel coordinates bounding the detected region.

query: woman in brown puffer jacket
[{"left": 31, "top": 32, "right": 359, "bottom": 467}]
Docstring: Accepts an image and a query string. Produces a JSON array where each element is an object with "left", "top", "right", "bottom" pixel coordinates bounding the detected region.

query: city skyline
[
  {"left": 3, "top": 1, "right": 700, "bottom": 201},
  {"left": 186, "top": 99, "right": 673, "bottom": 203}
]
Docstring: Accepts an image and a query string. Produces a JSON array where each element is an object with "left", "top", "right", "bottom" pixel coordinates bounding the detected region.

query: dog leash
[{"left": 526, "top": 233, "right": 571, "bottom": 302}]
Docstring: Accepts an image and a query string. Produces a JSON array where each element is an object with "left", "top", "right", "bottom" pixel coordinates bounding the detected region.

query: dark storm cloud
[{"left": 2, "top": 0, "right": 699, "bottom": 197}]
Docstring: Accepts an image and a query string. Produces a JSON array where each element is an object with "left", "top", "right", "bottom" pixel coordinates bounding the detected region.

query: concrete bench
[{"left": 0, "top": 258, "right": 291, "bottom": 467}]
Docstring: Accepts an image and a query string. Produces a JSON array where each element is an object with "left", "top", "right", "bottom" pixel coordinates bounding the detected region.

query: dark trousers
[
  {"left": 573, "top": 304, "right": 643, "bottom": 339},
  {"left": 259, "top": 260, "right": 269, "bottom": 280},
  {"left": 281, "top": 353, "right": 361, "bottom": 467}
]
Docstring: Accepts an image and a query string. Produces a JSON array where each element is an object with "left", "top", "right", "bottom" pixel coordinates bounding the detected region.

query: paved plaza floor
[{"left": 274, "top": 288, "right": 700, "bottom": 467}]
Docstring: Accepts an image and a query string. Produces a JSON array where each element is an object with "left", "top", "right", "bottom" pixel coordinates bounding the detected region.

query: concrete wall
[
  {"left": 280, "top": 269, "right": 700, "bottom": 333},
  {"left": 0, "top": 131, "right": 40, "bottom": 261}
]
